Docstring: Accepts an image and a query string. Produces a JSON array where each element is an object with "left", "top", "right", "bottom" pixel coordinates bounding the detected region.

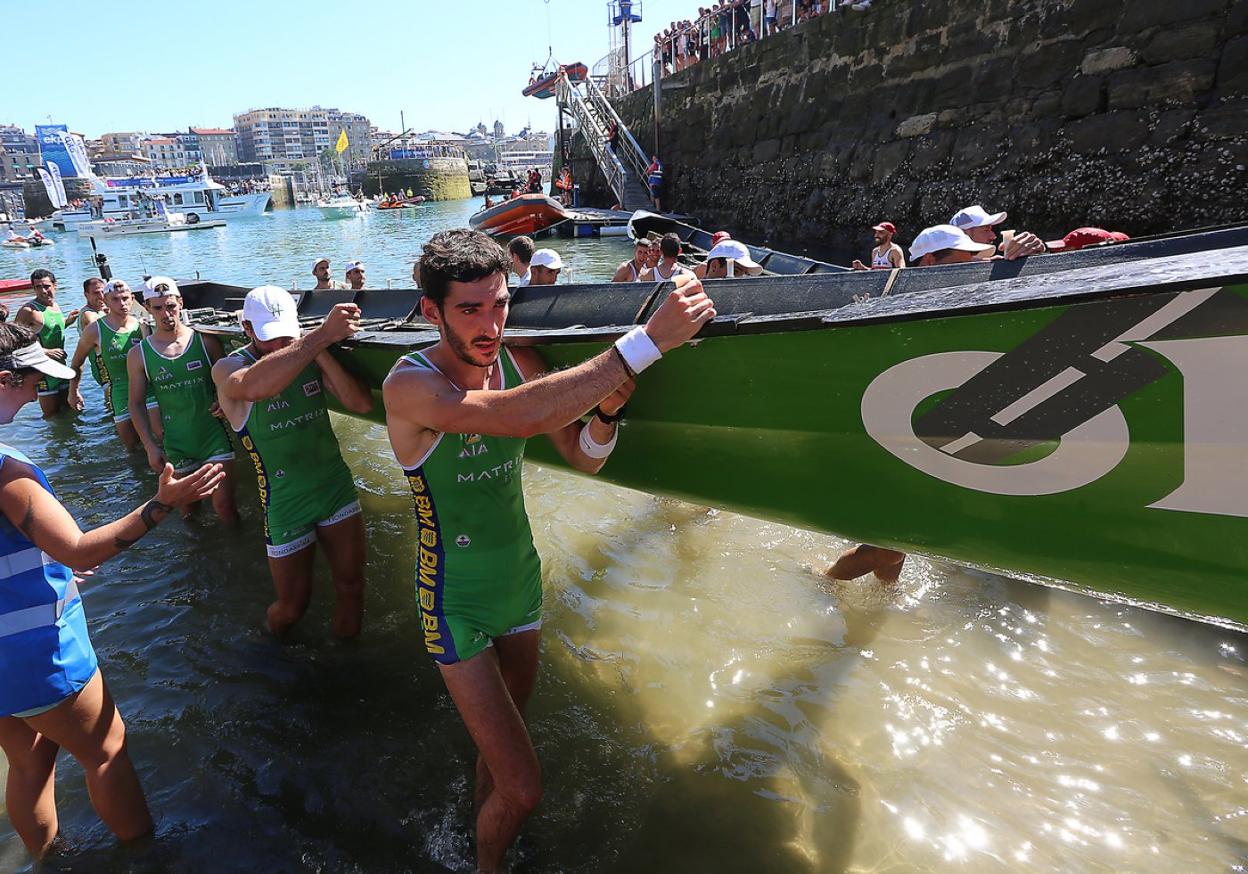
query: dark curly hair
[{"left": 418, "top": 229, "right": 508, "bottom": 308}]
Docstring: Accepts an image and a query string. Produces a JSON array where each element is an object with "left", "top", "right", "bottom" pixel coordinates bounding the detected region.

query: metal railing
[
  {"left": 601, "top": 0, "right": 848, "bottom": 95},
  {"left": 557, "top": 73, "right": 654, "bottom": 209}
]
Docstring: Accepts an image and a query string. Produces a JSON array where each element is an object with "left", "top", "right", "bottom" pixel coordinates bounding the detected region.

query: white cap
[
  {"left": 242, "top": 286, "right": 301, "bottom": 341},
  {"left": 143, "top": 275, "right": 181, "bottom": 300},
  {"left": 344, "top": 260, "right": 365, "bottom": 274},
  {"left": 530, "top": 249, "right": 564, "bottom": 270},
  {"left": 103, "top": 279, "right": 132, "bottom": 295},
  {"left": 706, "top": 239, "right": 762, "bottom": 271},
  {"left": 0, "top": 338, "right": 75, "bottom": 380},
  {"left": 950, "top": 205, "right": 1007, "bottom": 229},
  {"left": 909, "top": 224, "right": 996, "bottom": 260},
  {"left": 312, "top": 257, "right": 330, "bottom": 271}
]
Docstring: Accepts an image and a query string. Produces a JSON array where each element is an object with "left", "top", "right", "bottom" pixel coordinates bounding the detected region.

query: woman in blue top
[{"left": 0, "top": 323, "right": 223, "bottom": 859}]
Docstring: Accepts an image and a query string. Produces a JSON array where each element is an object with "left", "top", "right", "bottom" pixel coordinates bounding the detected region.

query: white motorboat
[
  {"left": 53, "top": 164, "right": 269, "bottom": 229},
  {"left": 317, "top": 196, "right": 369, "bottom": 219},
  {"left": 75, "top": 211, "right": 226, "bottom": 238}
]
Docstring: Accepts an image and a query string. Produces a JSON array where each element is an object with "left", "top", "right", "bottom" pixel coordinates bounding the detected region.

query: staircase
[{"left": 557, "top": 74, "right": 654, "bottom": 211}]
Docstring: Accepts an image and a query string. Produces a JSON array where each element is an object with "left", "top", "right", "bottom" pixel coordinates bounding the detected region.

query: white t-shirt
[{"left": 515, "top": 269, "right": 531, "bottom": 288}]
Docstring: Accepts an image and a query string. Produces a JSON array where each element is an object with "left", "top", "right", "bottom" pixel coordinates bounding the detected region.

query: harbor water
[{"left": 1, "top": 203, "right": 1246, "bottom": 873}]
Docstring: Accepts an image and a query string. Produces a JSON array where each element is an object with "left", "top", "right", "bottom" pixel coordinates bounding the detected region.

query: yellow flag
[{"left": 335, "top": 129, "right": 349, "bottom": 154}]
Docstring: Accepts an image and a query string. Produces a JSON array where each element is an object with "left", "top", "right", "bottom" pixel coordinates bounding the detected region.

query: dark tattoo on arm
[{"left": 112, "top": 500, "right": 172, "bottom": 551}]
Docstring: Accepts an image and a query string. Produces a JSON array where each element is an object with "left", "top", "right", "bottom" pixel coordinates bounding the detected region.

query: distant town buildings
[
  {"left": 190, "top": 128, "right": 238, "bottom": 166},
  {"left": 0, "top": 124, "right": 39, "bottom": 181},
  {"left": 233, "top": 106, "right": 371, "bottom": 173}
]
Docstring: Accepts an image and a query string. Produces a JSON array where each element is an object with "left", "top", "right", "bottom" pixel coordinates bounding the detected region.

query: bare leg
[
  {"left": 115, "top": 419, "right": 139, "bottom": 449},
  {"left": 824, "top": 544, "right": 907, "bottom": 583},
  {"left": 0, "top": 717, "right": 60, "bottom": 856},
  {"left": 316, "top": 512, "right": 366, "bottom": 639},
  {"left": 25, "top": 671, "right": 153, "bottom": 843},
  {"left": 211, "top": 460, "right": 239, "bottom": 525},
  {"left": 440, "top": 631, "right": 542, "bottom": 874},
  {"left": 38, "top": 393, "right": 63, "bottom": 418},
  {"left": 473, "top": 631, "right": 541, "bottom": 818},
  {"left": 265, "top": 540, "right": 317, "bottom": 636}
]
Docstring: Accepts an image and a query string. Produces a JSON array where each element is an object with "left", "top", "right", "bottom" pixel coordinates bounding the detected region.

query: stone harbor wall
[
  {"left": 362, "top": 157, "right": 471, "bottom": 201},
  {"left": 574, "top": 0, "right": 1246, "bottom": 263}
]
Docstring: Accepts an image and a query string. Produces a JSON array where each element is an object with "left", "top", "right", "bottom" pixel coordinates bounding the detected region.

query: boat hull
[
  {"left": 180, "top": 227, "right": 1248, "bottom": 628},
  {"left": 469, "top": 194, "right": 567, "bottom": 237}
]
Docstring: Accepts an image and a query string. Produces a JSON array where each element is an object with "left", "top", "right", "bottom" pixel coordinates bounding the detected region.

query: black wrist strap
[
  {"left": 612, "top": 344, "right": 636, "bottom": 378},
  {"left": 595, "top": 405, "right": 626, "bottom": 424}
]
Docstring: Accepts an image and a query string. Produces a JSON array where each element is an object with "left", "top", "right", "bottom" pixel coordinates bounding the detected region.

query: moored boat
[
  {"left": 317, "top": 196, "right": 369, "bottom": 219},
  {"left": 75, "top": 212, "right": 226, "bottom": 238},
  {"left": 181, "top": 224, "right": 1248, "bottom": 628},
  {"left": 469, "top": 193, "right": 567, "bottom": 237}
]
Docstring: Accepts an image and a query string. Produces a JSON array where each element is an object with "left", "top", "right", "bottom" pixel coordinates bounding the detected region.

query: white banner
[
  {"left": 45, "top": 162, "right": 68, "bottom": 208},
  {"left": 58, "top": 131, "right": 93, "bottom": 178},
  {"left": 35, "top": 167, "right": 64, "bottom": 208}
]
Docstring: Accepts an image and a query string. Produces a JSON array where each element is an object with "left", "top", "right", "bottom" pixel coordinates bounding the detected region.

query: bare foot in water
[{"left": 823, "top": 544, "right": 907, "bottom": 583}]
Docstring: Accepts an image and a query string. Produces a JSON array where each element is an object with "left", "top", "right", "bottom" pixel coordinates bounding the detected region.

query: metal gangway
[{"left": 556, "top": 72, "right": 654, "bottom": 211}]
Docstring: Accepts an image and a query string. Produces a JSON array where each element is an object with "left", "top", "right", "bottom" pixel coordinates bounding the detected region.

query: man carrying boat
[
  {"left": 15, "top": 270, "right": 80, "bottom": 418},
  {"left": 528, "top": 249, "right": 563, "bottom": 285},
  {"left": 312, "top": 257, "right": 349, "bottom": 290},
  {"left": 852, "top": 221, "right": 905, "bottom": 270},
  {"left": 213, "top": 286, "right": 373, "bottom": 638},
  {"left": 383, "top": 228, "right": 715, "bottom": 873},
  {"left": 702, "top": 239, "right": 763, "bottom": 278},
  {"left": 67, "top": 280, "right": 162, "bottom": 450},
  {"left": 639, "top": 233, "right": 694, "bottom": 282},
  {"left": 507, "top": 236, "right": 534, "bottom": 287},
  {"left": 612, "top": 238, "right": 652, "bottom": 282},
  {"left": 345, "top": 261, "right": 367, "bottom": 291},
  {"left": 73, "top": 278, "right": 108, "bottom": 398},
  {"left": 126, "top": 277, "right": 239, "bottom": 523}
]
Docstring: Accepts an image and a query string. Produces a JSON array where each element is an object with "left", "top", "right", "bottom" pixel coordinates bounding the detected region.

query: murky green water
[{"left": 1, "top": 204, "right": 1246, "bottom": 873}]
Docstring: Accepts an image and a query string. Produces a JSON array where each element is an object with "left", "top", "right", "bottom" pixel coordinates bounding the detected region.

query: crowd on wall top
[{"left": 653, "top": 0, "right": 871, "bottom": 77}]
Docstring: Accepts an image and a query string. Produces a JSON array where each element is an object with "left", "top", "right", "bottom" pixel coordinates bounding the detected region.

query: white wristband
[
  {"left": 579, "top": 422, "right": 618, "bottom": 459},
  {"left": 614, "top": 326, "right": 662, "bottom": 375}
]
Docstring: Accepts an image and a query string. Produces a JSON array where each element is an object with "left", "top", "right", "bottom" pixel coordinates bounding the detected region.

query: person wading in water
[
  {"left": 0, "top": 322, "right": 222, "bottom": 860},
  {"left": 213, "top": 286, "right": 373, "bottom": 638},
  {"left": 383, "top": 228, "right": 716, "bottom": 873},
  {"left": 126, "top": 277, "right": 239, "bottom": 523}
]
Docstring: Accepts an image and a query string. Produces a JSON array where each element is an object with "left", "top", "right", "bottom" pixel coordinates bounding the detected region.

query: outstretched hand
[
  {"left": 643, "top": 274, "right": 716, "bottom": 353},
  {"left": 154, "top": 462, "right": 225, "bottom": 509}
]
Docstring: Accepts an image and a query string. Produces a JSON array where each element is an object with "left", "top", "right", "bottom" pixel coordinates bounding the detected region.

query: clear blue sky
[{"left": 5, "top": 0, "right": 697, "bottom": 138}]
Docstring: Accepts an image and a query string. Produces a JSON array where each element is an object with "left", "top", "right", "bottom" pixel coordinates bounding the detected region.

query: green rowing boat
[{"left": 183, "top": 225, "right": 1248, "bottom": 628}]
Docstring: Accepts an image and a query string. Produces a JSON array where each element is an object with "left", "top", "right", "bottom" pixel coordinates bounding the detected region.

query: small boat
[
  {"left": 522, "top": 62, "right": 589, "bottom": 99},
  {"left": 376, "top": 197, "right": 427, "bottom": 211},
  {"left": 75, "top": 212, "right": 225, "bottom": 238},
  {"left": 317, "top": 196, "right": 369, "bottom": 219},
  {"left": 469, "top": 193, "right": 567, "bottom": 237},
  {"left": 179, "top": 224, "right": 1248, "bottom": 629},
  {"left": 0, "top": 278, "right": 33, "bottom": 293},
  {"left": 2, "top": 233, "right": 53, "bottom": 249}
]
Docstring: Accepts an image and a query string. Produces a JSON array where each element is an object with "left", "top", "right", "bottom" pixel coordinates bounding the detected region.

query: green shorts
[
  {"left": 165, "top": 419, "right": 235, "bottom": 473},
  {"left": 264, "top": 469, "right": 362, "bottom": 558},
  {"left": 36, "top": 376, "right": 68, "bottom": 397},
  {"left": 417, "top": 546, "right": 543, "bottom": 666},
  {"left": 104, "top": 381, "right": 158, "bottom": 424}
]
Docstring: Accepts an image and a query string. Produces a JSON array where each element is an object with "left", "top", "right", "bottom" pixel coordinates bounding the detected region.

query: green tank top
[
  {"left": 32, "top": 301, "right": 64, "bottom": 352},
  {"left": 96, "top": 317, "right": 142, "bottom": 389},
  {"left": 140, "top": 331, "right": 217, "bottom": 442},
  {"left": 229, "top": 346, "right": 352, "bottom": 511},
  {"left": 397, "top": 349, "right": 539, "bottom": 580},
  {"left": 79, "top": 309, "right": 104, "bottom": 385}
]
